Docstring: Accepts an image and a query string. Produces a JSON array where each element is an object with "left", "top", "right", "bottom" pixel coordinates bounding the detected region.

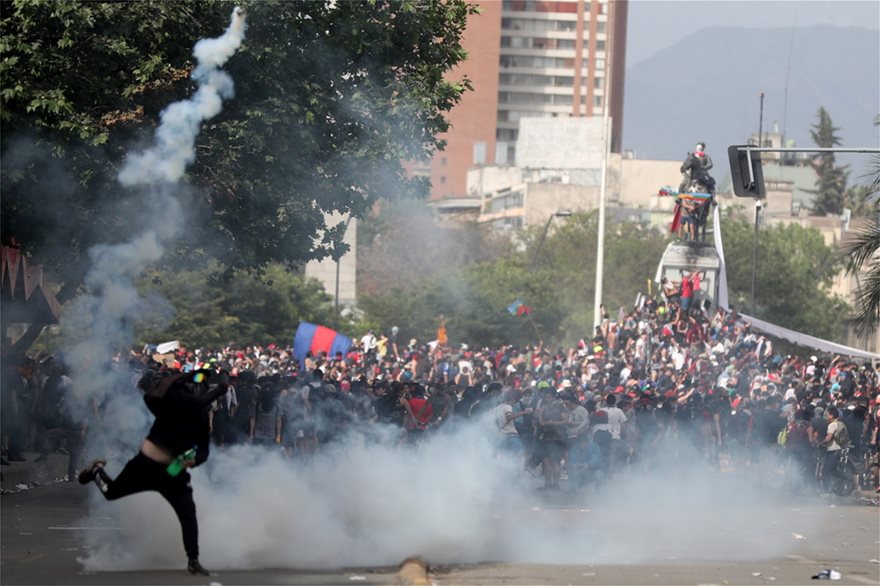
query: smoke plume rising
[{"left": 61, "top": 6, "right": 246, "bottom": 461}]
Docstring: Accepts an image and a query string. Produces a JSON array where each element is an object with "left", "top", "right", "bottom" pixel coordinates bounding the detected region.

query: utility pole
[{"left": 750, "top": 92, "right": 765, "bottom": 315}]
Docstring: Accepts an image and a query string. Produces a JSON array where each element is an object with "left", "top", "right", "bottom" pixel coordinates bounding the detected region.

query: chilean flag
[
  {"left": 669, "top": 201, "right": 682, "bottom": 234},
  {"left": 293, "top": 322, "right": 352, "bottom": 368}
]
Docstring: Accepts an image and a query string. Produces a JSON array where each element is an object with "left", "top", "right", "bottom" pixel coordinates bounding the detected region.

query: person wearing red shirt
[
  {"left": 680, "top": 273, "right": 694, "bottom": 314},
  {"left": 406, "top": 384, "right": 433, "bottom": 442}
]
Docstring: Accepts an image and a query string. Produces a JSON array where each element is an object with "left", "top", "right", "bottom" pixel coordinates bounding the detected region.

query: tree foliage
[
  {"left": 838, "top": 134, "right": 880, "bottom": 337},
  {"left": 0, "top": 1, "right": 474, "bottom": 300},
  {"left": 135, "top": 263, "right": 344, "bottom": 348},
  {"left": 720, "top": 209, "right": 850, "bottom": 341},
  {"left": 1, "top": 0, "right": 476, "bottom": 349},
  {"left": 808, "top": 107, "right": 849, "bottom": 215},
  {"left": 358, "top": 210, "right": 669, "bottom": 348}
]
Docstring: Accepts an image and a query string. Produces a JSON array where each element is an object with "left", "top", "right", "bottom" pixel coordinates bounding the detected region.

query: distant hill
[{"left": 622, "top": 25, "right": 880, "bottom": 172}]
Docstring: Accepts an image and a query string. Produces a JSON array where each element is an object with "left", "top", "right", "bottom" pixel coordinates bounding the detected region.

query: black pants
[{"left": 94, "top": 452, "right": 199, "bottom": 559}]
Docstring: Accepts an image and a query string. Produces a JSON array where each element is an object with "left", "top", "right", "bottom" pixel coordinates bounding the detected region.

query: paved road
[
  {"left": 2, "top": 481, "right": 878, "bottom": 585},
  {"left": 1, "top": 481, "right": 400, "bottom": 586}
]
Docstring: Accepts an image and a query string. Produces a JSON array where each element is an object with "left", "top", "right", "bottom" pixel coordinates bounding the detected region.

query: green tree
[
  {"left": 838, "top": 146, "right": 880, "bottom": 338},
  {"left": 807, "top": 107, "right": 849, "bottom": 215},
  {"left": 135, "top": 263, "right": 343, "bottom": 348},
  {"left": 839, "top": 213, "right": 880, "bottom": 338},
  {"left": 1, "top": 0, "right": 475, "bottom": 349},
  {"left": 720, "top": 209, "right": 850, "bottom": 341},
  {"left": 358, "top": 211, "right": 669, "bottom": 348}
]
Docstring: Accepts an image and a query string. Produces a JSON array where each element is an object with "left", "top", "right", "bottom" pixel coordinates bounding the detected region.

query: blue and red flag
[
  {"left": 507, "top": 299, "right": 532, "bottom": 317},
  {"left": 293, "top": 322, "right": 352, "bottom": 368}
]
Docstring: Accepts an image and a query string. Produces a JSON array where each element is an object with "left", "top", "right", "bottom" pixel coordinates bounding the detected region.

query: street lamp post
[
  {"left": 593, "top": 3, "right": 613, "bottom": 329},
  {"left": 531, "top": 210, "right": 572, "bottom": 270},
  {"left": 750, "top": 199, "right": 762, "bottom": 315}
]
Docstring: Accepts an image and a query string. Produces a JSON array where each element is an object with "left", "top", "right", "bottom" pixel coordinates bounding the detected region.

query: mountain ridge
[{"left": 622, "top": 25, "right": 880, "bottom": 164}]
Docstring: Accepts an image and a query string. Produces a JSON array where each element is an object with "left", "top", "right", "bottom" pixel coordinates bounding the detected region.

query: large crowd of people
[{"left": 3, "top": 283, "right": 879, "bottom": 497}]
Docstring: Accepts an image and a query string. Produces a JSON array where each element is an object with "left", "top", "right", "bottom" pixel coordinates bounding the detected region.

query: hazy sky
[{"left": 626, "top": 0, "right": 880, "bottom": 67}]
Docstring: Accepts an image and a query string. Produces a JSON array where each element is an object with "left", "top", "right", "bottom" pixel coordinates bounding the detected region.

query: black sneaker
[
  {"left": 34, "top": 455, "right": 48, "bottom": 463},
  {"left": 187, "top": 558, "right": 210, "bottom": 576},
  {"left": 77, "top": 460, "right": 106, "bottom": 485}
]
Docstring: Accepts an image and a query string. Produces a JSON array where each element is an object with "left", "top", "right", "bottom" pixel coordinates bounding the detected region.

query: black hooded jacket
[{"left": 144, "top": 374, "right": 228, "bottom": 466}]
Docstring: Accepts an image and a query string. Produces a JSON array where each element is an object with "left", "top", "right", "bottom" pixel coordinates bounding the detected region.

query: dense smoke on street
[{"left": 78, "top": 419, "right": 825, "bottom": 570}]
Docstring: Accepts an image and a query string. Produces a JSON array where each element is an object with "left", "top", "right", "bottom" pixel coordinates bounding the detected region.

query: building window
[
  {"left": 595, "top": 57, "right": 605, "bottom": 70},
  {"left": 552, "top": 94, "right": 573, "bottom": 106},
  {"left": 473, "top": 142, "right": 487, "bottom": 166},
  {"left": 500, "top": 92, "right": 554, "bottom": 105},
  {"left": 594, "top": 77, "right": 603, "bottom": 90},
  {"left": 489, "top": 189, "right": 524, "bottom": 213},
  {"left": 504, "top": 0, "right": 578, "bottom": 15},
  {"left": 596, "top": 39, "right": 605, "bottom": 52},
  {"left": 553, "top": 76, "right": 573, "bottom": 87}
]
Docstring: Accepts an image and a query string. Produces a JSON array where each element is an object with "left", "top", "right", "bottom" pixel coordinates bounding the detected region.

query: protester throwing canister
[{"left": 78, "top": 369, "right": 229, "bottom": 576}]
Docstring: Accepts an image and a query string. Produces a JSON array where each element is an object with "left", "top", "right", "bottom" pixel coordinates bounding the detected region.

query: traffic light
[{"left": 727, "top": 145, "right": 765, "bottom": 198}]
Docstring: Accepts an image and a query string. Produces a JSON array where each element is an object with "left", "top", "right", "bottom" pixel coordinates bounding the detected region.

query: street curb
[{"left": 398, "top": 556, "right": 430, "bottom": 585}]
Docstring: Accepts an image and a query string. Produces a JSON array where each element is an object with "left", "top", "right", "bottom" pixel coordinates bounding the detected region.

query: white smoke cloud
[
  {"left": 60, "top": 7, "right": 246, "bottom": 455},
  {"left": 79, "top": 419, "right": 829, "bottom": 571}
]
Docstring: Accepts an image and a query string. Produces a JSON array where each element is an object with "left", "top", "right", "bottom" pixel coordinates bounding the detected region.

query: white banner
[{"left": 155, "top": 340, "right": 180, "bottom": 354}]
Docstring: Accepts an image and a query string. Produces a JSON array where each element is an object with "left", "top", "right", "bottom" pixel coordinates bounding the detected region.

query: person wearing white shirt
[
  {"left": 493, "top": 390, "right": 531, "bottom": 457},
  {"left": 604, "top": 394, "right": 628, "bottom": 440},
  {"left": 360, "top": 330, "right": 377, "bottom": 353}
]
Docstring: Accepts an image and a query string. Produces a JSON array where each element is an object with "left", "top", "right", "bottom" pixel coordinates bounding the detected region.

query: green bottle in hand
[{"left": 166, "top": 447, "right": 197, "bottom": 477}]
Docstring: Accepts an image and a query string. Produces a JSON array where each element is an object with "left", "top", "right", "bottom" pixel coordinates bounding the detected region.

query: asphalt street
[{"left": 2, "top": 480, "right": 878, "bottom": 586}]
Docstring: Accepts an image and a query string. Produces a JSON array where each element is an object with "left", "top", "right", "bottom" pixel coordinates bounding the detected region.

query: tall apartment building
[{"left": 429, "top": 0, "right": 628, "bottom": 201}]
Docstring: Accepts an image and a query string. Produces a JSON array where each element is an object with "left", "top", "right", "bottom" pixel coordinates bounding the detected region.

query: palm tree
[{"left": 838, "top": 138, "right": 880, "bottom": 338}]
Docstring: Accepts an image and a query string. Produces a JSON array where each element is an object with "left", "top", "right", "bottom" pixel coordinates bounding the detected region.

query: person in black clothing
[{"left": 78, "top": 369, "right": 229, "bottom": 576}]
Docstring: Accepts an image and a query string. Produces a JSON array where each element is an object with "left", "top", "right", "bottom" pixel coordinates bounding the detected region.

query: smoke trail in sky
[
  {"left": 61, "top": 7, "right": 246, "bottom": 450},
  {"left": 118, "top": 7, "right": 246, "bottom": 186}
]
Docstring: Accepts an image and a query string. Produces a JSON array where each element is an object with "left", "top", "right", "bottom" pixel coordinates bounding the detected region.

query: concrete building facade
[
  {"left": 428, "top": 0, "right": 628, "bottom": 202},
  {"left": 304, "top": 213, "right": 358, "bottom": 309}
]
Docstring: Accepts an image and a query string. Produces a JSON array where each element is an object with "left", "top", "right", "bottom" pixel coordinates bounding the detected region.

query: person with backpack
[
  {"left": 819, "top": 405, "right": 851, "bottom": 492},
  {"left": 784, "top": 408, "right": 813, "bottom": 489}
]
